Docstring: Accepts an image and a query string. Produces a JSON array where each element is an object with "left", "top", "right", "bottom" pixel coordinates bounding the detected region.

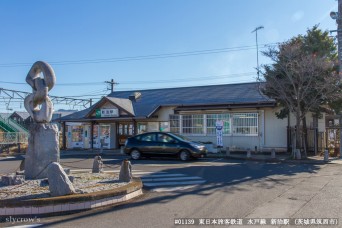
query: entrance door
[
  {"left": 118, "top": 123, "right": 134, "bottom": 146},
  {"left": 99, "top": 125, "right": 110, "bottom": 149}
]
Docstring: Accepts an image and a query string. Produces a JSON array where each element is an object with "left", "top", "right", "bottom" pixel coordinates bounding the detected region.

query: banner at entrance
[{"left": 216, "top": 120, "right": 224, "bottom": 147}]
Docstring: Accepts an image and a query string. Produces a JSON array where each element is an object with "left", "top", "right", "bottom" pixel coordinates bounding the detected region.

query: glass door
[{"left": 118, "top": 122, "right": 134, "bottom": 146}]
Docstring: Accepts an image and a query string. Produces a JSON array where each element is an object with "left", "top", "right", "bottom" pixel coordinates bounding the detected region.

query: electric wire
[{"left": 0, "top": 43, "right": 278, "bottom": 67}]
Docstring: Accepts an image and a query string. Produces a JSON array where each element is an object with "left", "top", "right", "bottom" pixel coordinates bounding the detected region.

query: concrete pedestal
[{"left": 25, "top": 123, "right": 60, "bottom": 179}]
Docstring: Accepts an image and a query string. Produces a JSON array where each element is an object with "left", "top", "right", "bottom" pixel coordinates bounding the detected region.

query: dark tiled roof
[
  {"left": 12, "top": 111, "right": 31, "bottom": 120},
  {"left": 108, "top": 82, "right": 274, "bottom": 117},
  {"left": 58, "top": 107, "right": 93, "bottom": 121},
  {"left": 59, "top": 82, "right": 275, "bottom": 121}
]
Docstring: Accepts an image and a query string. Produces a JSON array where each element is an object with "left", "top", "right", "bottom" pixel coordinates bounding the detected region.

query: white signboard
[
  {"left": 101, "top": 108, "right": 119, "bottom": 117},
  {"left": 216, "top": 120, "right": 224, "bottom": 147}
]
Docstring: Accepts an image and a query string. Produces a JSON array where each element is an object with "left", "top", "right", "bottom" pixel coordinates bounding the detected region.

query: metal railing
[
  {"left": 0, "top": 115, "right": 28, "bottom": 133},
  {"left": 0, "top": 132, "right": 28, "bottom": 144}
]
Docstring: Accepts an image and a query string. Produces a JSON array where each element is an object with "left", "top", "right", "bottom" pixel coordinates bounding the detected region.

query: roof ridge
[{"left": 108, "top": 81, "right": 260, "bottom": 94}]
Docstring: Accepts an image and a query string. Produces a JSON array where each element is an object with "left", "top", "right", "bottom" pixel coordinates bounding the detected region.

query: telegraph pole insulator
[{"left": 105, "top": 79, "right": 119, "bottom": 93}]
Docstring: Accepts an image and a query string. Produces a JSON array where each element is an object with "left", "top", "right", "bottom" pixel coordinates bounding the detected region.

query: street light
[
  {"left": 251, "top": 26, "right": 264, "bottom": 80},
  {"left": 330, "top": 11, "right": 339, "bottom": 20}
]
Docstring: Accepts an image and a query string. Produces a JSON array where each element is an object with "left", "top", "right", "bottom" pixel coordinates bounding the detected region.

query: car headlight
[{"left": 190, "top": 143, "right": 204, "bottom": 150}]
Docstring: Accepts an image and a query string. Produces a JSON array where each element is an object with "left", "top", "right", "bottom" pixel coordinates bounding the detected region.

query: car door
[
  {"left": 137, "top": 133, "right": 158, "bottom": 155},
  {"left": 156, "top": 133, "right": 180, "bottom": 155}
]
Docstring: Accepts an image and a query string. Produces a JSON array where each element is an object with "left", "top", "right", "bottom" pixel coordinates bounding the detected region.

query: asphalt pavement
[{"left": 1, "top": 150, "right": 342, "bottom": 227}]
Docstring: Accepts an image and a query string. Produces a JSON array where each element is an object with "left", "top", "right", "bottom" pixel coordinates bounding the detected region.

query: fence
[
  {"left": 0, "top": 132, "right": 28, "bottom": 145},
  {"left": 287, "top": 127, "right": 323, "bottom": 155}
]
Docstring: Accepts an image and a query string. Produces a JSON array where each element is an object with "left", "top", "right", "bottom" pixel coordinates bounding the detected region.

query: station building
[{"left": 58, "top": 82, "right": 326, "bottom": 151}]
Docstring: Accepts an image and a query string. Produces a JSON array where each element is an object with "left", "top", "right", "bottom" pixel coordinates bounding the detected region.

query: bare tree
[{"left": 262, "top": 39, "right": 340, "bottom": 157}]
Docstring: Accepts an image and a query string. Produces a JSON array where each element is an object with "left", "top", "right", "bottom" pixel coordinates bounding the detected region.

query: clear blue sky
[{"left": 0, "top": 0, "right": 338, "bottom": 111}]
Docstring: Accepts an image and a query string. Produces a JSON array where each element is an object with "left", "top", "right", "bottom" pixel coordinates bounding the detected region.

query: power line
[
  {"left": 0, "top": 72, "right": 255, "bottom": 86},
  {"left": 0, "top": 81, "right": 104, "bottom": 86},
  {"left": 0, "top": 43, "right": 278, "bottom": 67},
  {"left": 119, "top": 72, "right": 255, "bottom": 84}
]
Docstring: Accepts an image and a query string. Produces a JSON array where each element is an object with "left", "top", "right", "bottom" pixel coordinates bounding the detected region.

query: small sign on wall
[
  {"left": 216, "top": 120, "right": 224, "bottom": 147},
  {"left": 96, "top": 108, "right": 119, "bottom": 118}
]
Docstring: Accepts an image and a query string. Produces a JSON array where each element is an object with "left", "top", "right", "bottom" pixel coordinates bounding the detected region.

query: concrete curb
[
  {"left": 224, "top": 155, "right": 335, "bottom": 165},
  {"left": 0, "top": 178, "right": 143, "bottom": 216}
]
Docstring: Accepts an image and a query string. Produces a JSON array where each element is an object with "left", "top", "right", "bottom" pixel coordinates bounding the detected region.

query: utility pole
[
  {"left": 105, "top": 79, "right": 119, "bottom": 93},
  {"left": 330, "top": 0, "right": 342, "bottom": 158},
  {"left": 252, "top": 26, "right": 264, "bottom": 80},
  {"left": 339, "top": 0, "right": 342, "bottom": 159}
]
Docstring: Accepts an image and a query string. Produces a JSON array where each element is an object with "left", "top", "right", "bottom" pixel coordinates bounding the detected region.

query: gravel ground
[{"left": 0, "top": 173, "right": 128, "bottom": 200}]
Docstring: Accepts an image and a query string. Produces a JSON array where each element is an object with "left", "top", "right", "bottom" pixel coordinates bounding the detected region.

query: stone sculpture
[
  {"left": 119, "top": 159, "right": 132, "bottom": 182},
  {"left": 47, "top": 162, "right": 75, "bottom": 196},
  {"left": 24, "top": 61, "right": 60, "bottom": 179}
]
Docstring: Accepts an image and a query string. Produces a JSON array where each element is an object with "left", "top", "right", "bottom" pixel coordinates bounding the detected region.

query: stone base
[
  {"left": 25, "top": 123, "right": 60, "bottom": 179},
  {"left": 1, "top": 174, "right": 25, "bottom": 186}
]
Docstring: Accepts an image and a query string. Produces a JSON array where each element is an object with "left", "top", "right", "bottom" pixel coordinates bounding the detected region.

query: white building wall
[
  {"left": 156, "top": 106, "right": 176, "bottom": 121},
  {"left": 264, "top": 108, "right": 288, "bottom": 148}
]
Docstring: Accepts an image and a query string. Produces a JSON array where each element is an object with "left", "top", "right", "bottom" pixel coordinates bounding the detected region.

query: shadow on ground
[{"left": 38, "top": 158, "right": 323, "bottom": 227}]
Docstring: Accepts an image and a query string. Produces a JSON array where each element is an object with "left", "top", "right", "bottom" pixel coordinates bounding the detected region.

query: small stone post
[
  {"left": 295, "top": 149, "right": 301, "bottom": 160},
  {"left": 119, "top": 159, "right": 132, "bottom": 182},
  {"left": 92, "top": 156, "right": 103, "bottom": 173},
  {"left": 324, "top": 149, "right": 329, "bottom": 162},
  {"left": 247, "top": 148, "right": 251, "bottom": 158},
  {"left": 226, "top": 147, "right": 230, "bottom": 157},
  {"left": 271, "top": 149, "right": 276, "bottom": 159},
  {"left": 255, "top": 146, "right": 258, "bottom": 154}
]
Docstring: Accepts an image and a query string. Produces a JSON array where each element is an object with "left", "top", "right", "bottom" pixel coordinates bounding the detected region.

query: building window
[
  {"left": 182, "top": 114, "right": 204, "bottom": 135},
  {"left": 232, "top": 113, "right": 258, "bottom": 135},
  {"left": 170, "top": 113, "right": 258, "bottom": 136},
  {"left": 207, "top": 114, "right": 231, "bottom": 135},
  {"left": 170, "top": 115, "right": 180, "bottom": 133},
  {"left": 159, "top": 122, "right": 170, "bottom": 132},
  {"left": 137, "top": 123, "right": 147, "bottom": 134}
]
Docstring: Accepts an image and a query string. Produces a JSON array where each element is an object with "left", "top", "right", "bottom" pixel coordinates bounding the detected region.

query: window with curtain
[
  {"left": 232, "top": 113, "right": 258, "bottom": 135},
  {"left": 206, "top": 114, "right": 231, "bottom": 135},
  {"left": 182, "top": 114, "right": 204, "bottom": 135}
]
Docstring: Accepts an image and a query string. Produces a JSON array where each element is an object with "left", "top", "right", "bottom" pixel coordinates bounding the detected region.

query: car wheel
[
  {"left": 179, "top": 150, "right": 190, "bottom": 161},
  {"left": 131, "top": 149, "right": 141, "bottom": 160}
]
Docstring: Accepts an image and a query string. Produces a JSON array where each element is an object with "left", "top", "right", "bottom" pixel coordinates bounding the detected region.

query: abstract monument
[{"left": 24, "top": 61, "right": 60, "bottom": 179}]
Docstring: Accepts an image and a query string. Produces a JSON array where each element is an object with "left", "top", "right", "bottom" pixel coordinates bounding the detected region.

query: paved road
[{"left": 1, "top": 156, "right": 342, "bottom": 228}]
